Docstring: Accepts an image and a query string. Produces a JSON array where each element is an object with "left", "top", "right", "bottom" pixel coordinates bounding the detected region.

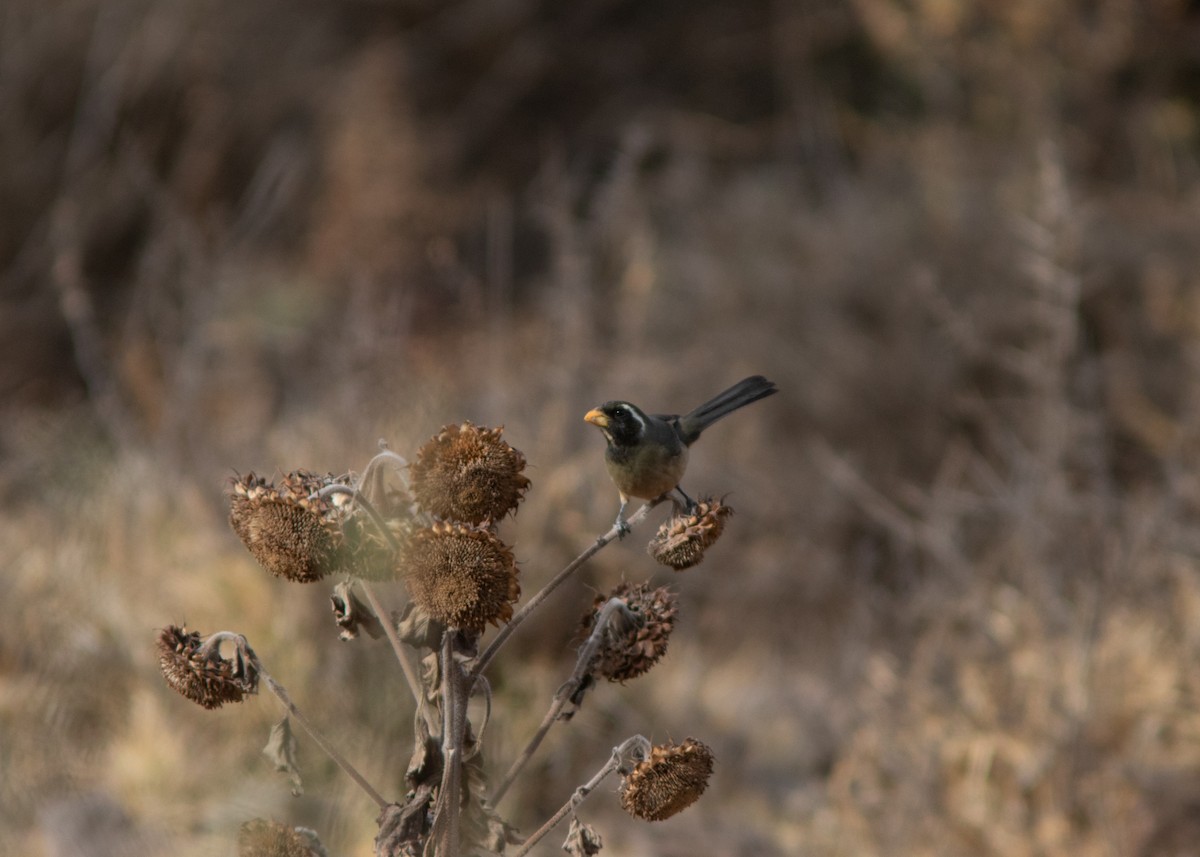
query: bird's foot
[
  {"left": 611, "top": 499, "right": 632, "bottom": 539},
  {"left": 672, "top": 487, "right": 698, "bottom": 515}
]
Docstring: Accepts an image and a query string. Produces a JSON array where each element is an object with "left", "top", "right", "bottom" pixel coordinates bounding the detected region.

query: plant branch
[
  {"left": 511, "top": 736, "right": 649, "bottom": 857},
  {"left": 362, "top": 447, "right": 410, "bottom": 484},
  {"left": 355, "top": 580, "right": 435, "bottom": 732},
  {"left": 490, "top": 598, "right": 635, "bottom": 806},
  {"left": 359, "top": 447, "right": 411, "bottom": 503},
  {"left": 492, "top": 694, "right": 569, "bottom": 809},
  {"left": 243, "top": 645, "right": 389, "bottom": 810},
  {"left": 470, "top": 499, "right": 662, "bottom": 679},
  {"left": 432, "top": 630, "right": 467, "bottom": 857},
  {"left": 315, "top": 481, "right": 434, "bottom": 728},
  {"left": 315, "top": 484, "right": 401, "bottom": 552}
]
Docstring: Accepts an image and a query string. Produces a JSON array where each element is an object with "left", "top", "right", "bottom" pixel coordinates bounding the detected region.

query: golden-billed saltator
[{"left": 584, "top": 375, "right": 777, "bottom": 531}]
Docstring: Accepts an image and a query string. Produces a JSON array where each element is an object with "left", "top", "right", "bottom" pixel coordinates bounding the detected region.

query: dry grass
[{"left": 3, "top": 0, "right": 1200, "bottom": 854}]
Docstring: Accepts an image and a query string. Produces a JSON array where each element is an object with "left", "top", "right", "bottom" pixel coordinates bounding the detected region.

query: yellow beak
[{"left": 584, "top": 408, "right": 609, "bottom": 428}]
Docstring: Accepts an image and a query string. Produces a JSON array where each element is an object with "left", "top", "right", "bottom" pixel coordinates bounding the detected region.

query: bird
[{"left": 584, "top": 375, "right": 778, "bottom": 532}]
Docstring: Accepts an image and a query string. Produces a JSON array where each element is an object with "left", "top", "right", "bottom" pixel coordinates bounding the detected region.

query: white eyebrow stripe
[{"left": 618, "top": 404, "right": 647, "bottom": 434}]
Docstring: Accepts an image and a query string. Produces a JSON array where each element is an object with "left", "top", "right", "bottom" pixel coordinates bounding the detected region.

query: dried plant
[
  {"left": 401, "top": 521, "right": 521, "bottom": 633},
  {"left": 229, "top": 471, "right": 356, "bottom": 583},
  {"left": 156, "top": 625, "right": 259, "bottom": 709},
  {"left": 238, "top": 818, "right": 329, "bottom": 857},
  {"left": 580, "top": 582, "right": 678, "bottom": 683},
  {"left": 409, "top": 423, "right": 531, "bottom": 524},
  {"left": 618, "top": 737, "right": 715, "bottom": 821},
  {"left": 647, "top": 497, "right": 733, "bottom": 570},
  {"left": 159, "top": 426, "right": 740, "bottom": 855}
]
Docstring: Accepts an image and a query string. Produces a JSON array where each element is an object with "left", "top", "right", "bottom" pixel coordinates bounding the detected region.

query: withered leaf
[
  {"left": 263, "top": 716, "right": 303, "bottom": 796},
  {"left": 562, "top": 817, "right": 603, "bottom": 856}
]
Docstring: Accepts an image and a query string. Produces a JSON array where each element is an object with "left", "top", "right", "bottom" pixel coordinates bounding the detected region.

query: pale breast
[{"left": 606, "top": 444, "right": 689, "bottom": 500}]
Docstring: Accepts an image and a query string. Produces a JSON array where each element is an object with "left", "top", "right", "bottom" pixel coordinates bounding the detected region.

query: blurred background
[{"left": 3, "top": 0, "right": 1200, "bottom": 854}]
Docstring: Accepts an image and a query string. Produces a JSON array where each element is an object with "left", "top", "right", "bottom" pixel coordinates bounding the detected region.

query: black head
[{"left": 584, "top": 401, "right": 647, "bottom": 447}]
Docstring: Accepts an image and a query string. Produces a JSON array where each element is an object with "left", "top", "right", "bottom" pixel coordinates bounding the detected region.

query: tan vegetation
[{"left": 2, "top": 0, "right": 1200, "bottom": 854}]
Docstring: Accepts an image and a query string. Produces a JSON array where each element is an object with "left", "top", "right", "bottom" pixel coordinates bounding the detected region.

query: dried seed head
[
  {"left": 409, "top": 423, "right": 530, "bottom": 524},
  {"left": 156, "top": 625, "right": 257, "bottom": 709},
  {"left": 238, "top": 818, "right": 327, "bottom": 857},
  {"left": 647, "top": 498, "right": 733, "bottom": 571},
  {"left": 581, "top": 583, "right": 678, "bottom": 682},
  {"left": 620, "top": 738, "right": 715, "bottom": 821},
  {"left": 277, "top": 470, "right": 407, "bottom": 580},
  {"left": 400, "top": 522, "right": 520, "bottom": 632},
  {"left": 229, "top": 471, "right": 350, "bottom": 582}
]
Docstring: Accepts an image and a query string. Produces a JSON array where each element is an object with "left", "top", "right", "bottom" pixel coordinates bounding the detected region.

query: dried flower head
[
  {"left": 400, "top": 522, "right": 520, "bottom": 632},
  {"left": 620, "top": 738, "right": 715, "bottom": 821},
  {"left": 409, "top": 423, "right": 530, "bottom": 524},
  {"left": 581, "top": 583, "right": 677, "bottom": 682},
  {"left": 647, "top": 498, "right": 733, "bottom": 571},
  {"left": 157, "top": 625, "right": 258, "bottom": 709},
  {"left": 238, "top": 818, "right": 327, "bottom": 857},
  {"left": 229, "top": 471, "right": 353, "bottom": 582}
]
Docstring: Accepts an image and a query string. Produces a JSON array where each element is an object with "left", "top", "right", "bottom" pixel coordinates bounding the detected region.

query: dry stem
[
  {"left": 356, "top": 580, "right": 436, "bottom": 732},
  {"left": 431, "top": 630, "right": 465, "bottom": 857},
  {"left": 490, "top": 597, "right": 635, "bottom": 806},
  {"left": 470, "top": 499, "right": 662, "bottom": 680},
  {"left": 511, "top": 736, "right": 650, "bottom": 857},
  {"left": 240, "top": 640, "right": 388, "bottom": 810}
]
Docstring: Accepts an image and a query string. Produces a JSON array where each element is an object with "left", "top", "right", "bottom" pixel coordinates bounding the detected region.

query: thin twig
[
  {"left": 491, "top": 598, "right": 635, "bottom": 806},
  {"left": 364, "top": 446, "right": 410, "bottom": 475},
  {"left": 492, "top": 694, "right": 569, "bottom": 809},
  {"left": 242, "top": 646, "right": 388, "bottom": 810},
  {"left": 356, "top": 581, "right": 434, "bottom": 731},
  {"left": 315, "top": 484, "right": 400, "bottom": 552},
  {"left": 313, "top": 481, "right": 435, "bottom": 728},
  {"left": 359, "top": 447, "right": 411, "bottom": 500},
  {"left": 470, "top": 499, "right": 662, "bottom": 679},
  {"left": 511, "top": 736, "right": 649, "bottom": 857}
]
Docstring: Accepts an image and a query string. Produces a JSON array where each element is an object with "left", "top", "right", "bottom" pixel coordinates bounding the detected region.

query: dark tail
[{"left": 677, "top": 375, "right": 777, "bottom": 444}]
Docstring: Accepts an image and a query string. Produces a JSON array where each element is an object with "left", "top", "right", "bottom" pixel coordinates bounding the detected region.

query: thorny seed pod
[
  {"left": 238, "top": 818, "right": 328, "bottom": 857},
  {"left": 229, "top": 471, "right": 352, "bottom": 582},
  {"left": 619, "top": 738, "right": 715, "bottom": 822},
  {"left": 156, "top": 625, "right": 258, "bottom": 709},
  {"left": 408, "top": 423, "right": 530, "bottom": 524},
  {"left": 400, "top": 522, "right": 520, "bottom": 633},
  {"left": 581, "top": 583, "right": 677, "bottom": 682},
  {"left": 647, "top": 497, "right": 733, "bottom": 571}
]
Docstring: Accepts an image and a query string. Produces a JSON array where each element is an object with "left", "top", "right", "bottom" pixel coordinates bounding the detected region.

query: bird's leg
[
  {"left": 672, "top": 486, "right": 698, "bottom": 514},
  {"left": 613, "top": 494, "right": 632, "bottom": 538}
]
